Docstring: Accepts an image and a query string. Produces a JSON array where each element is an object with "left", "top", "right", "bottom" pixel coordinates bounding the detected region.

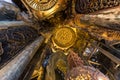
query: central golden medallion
[{"left": 52, "top": 27, "right": 77, "bottom": 50}]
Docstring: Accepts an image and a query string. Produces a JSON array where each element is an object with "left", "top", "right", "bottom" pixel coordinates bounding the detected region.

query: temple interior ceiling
[{"left": 0, "top": 0, "right": 120, "bottom": 80}]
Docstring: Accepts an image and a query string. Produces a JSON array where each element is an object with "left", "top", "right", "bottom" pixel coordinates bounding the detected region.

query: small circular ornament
[{"left": 52, "top": 27, "right": 77, "bottom": 50}]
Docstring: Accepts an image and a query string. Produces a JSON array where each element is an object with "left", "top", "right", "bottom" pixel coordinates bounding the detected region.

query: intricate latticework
[
  {"left": 66, "top": 50, "right": 109, "bottom": 80},
  {"left": 67, "top": 50, "right": 83, "bottom": 69},
  {"left": 75, "top": 0, "right": 120, "bottom": 13},
  {"left": 0, "top": 26, "right": 39, "bottom": 68},
  {"left": 88, "top": 26, "right": 120, "bottom": 41},
  {"left": 66, "top": 66, "right": 109, "bottom": 80}
]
